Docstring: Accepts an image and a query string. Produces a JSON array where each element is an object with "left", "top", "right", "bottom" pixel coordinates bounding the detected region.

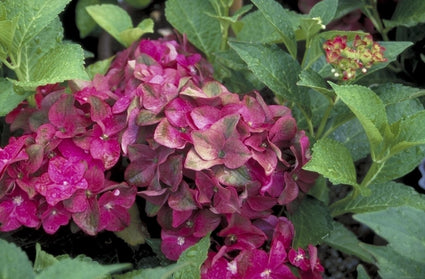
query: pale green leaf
[
  {"left": 323, "top": 221, "right": 374, "bottom": 263},
  {"left": 13, "top": 43, "right": 89, "bottom": 90},
  {"left": 289, "top": 196, "right": 333, "bottom": 248},
  {"left": 0, "top": 18, "right": 17, "bottom": 53},
  {"left": 86, "top": 56, "right": 114, "bottom": 79},
  {"left": 0, "top": 78, "right": 31, "bottom": 116},
  {"left": 165, "top": 0, "right": 221, "bottom": 58},
  {"left": 229, "top": 41, "right": 310, "bottom": 112},
  {"left": 33, "top": 244, "right": 59, "bottom": 274},
  {"left": 303, "top": 138, "right": 358, "bottom": 186},
  {"left": 330, "top": 181, "right": 425, "bottom": 216},
  {"left": 0, "top": 239, "right": 35, "bottom": 279},
  {"left": 75, "top": 0, "right": 100, "bottom": 38},
  {"left": 250, "top": 0, "right": 300, "bottom": 57},
  {"left": 384, "top": 0, "right": 425, "bottom": 29},
  {"left": 36, "top": 258, "right": 129, "bottom": 279},
  {"left": 173, "top": 234, "right": 211, "bottom": 279},
  {"left": 14, "top": 17, "right": 64, "bottom": 83},
  {"left": 354, "top": 206, "right": 425, "bottom": 278},
  {"left": 308, "top": 0, "right": 338, "bottom": 25},
  {"left": 4, "top": 0, "right": 71, "bottom": 51},
  {"left": 119, "top": 18, "right": 154, "bottom": 47},
  {"left": 86, "top": 4, "right": 133, "bottom": 46}
]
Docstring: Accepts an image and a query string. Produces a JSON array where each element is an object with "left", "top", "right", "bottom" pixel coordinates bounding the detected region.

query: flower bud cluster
[
  {"left": 0, "top": 37, "right": 321, "bottom": 277},
  {"left": 323, "top": 34, "right": 387, "bottom": 80}
]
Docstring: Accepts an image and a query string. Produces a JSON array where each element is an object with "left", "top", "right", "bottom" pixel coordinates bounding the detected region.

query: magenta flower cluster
[{"left": 0, "top": 36, "right": 320, "bottom": 277}]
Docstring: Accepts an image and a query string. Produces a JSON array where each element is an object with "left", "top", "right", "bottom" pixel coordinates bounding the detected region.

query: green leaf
[
  {"left": 229, "top": 41, "right": 309, "bottom": 112},
  {"left": 33, "top": 244, "right": 59, "bottom": 274},
  {"left": 308, "top": 0, "right": 338, "bottom": 25},
  {"left": 86, "top": 56, "right": 114, "bottom": 79},
  {"left": 173, "top": 233, "right": 211, "bottom": 279},
  {"left": 334, "top": 0, "right": 364, "bottom": 20},
  {"left": 354, "top": 206, "right": 425, "bottom": 278},
  {"left": 0, "top": 78, "right": 31, "bottom": 116},
  {"left": 0, "top": 17, "right": 17, "bottom": 54},
  {"left": 331, "top": 118, "right": 370, "bottom": 162},
  {"left": 13, "top": 43, "right": 89, "bottom": 89},
  {"left": 297, "top": 68, "right": 334, "bottom": 99},
  {"left": 0, "top": 239, "right": 35, "bottom": 279},
  {"left": 250, "top": 0, "right": 299, "bottom": 58},
  {"left": 289, "top": 196, "right": 333, "bottom": 248},
  {"left": 330, "top": 181, "right": 425, "bottom": 216},
  {"left": 75, "top": 0, "right": 100, "bottom": 38},
  {"left": 119, "top": 18, "right": 154, "bottom": 47},
  {"left": 390, "top": 110, "right": 425, "bottom": 154},
  {"left": 330, "top": 83, "right": 390, "bottom": 159},
  {"left": 375, "top": 145, "right": 425, "bottom": 183},
  {"left": 36, "top": 258, "right": 129, "bottom": 279},
  {"left": 359, "top": 244, "right": 425, "bottom": 279},
  {"left": 86, "top": 4, "right": 133, "bottom": 46},
  {"left": 4, "top": 0, "right": 71, "bottom": 52},
  {"left": 303, "top": 138, "right": 358, "bottom": 187},
  {"left": 356, "top": 265, "right": 371, "bottom": 279},
  {"left": 237, "top": 10, "right": 282, "bottom": 44},
  {"left": 384, "top": 0, "right": 425, "bottom": 29},
  {"left": 165, "top": 0, "right": 221, "bottom": 58},
  {"left": 323, "top": 221, "right": 374, "bottom": 263}
]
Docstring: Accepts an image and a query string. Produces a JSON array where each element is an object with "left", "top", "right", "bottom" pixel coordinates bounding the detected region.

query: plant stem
[
  {"left": 315, "top": 100, "right": 334, "bottom": 140},
  {"left": 360, "top": 160, "right": 386, "bottom": 188}
]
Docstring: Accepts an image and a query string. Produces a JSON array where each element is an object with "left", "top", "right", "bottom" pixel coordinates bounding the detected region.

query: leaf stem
[
  {"left": 315, "top": 101, "right": 334, "bottom": 140},
  {"left": 360, "top": 160, "right": 386, "bottom": 188}
]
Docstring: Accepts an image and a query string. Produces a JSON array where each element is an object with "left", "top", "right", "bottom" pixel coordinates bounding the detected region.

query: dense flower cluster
[
  {"left": 323, "top": 34, "right": 387, "bottom": 80},
  {"left": 0, "top": 37, "right": 320, "bottom": 277}
]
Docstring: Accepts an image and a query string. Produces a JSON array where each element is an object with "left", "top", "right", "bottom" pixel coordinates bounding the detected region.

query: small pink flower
[
  {"left": 161, "top": 227, "right": 201, "bottom": 261},
  {"left": 0, "top": 188, "right": 39, "bottom": 231},
  {"left": 40, "top": 202, "right": 71, "bottom": 234}
]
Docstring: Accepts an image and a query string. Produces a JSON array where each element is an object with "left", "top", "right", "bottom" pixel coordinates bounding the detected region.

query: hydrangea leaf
[
  {"left": 86, "top": 4, "right": 133, "bottom": 46},
  {"left": 124, "top": 0, "right": 152, "bottom": 9},
  {"left": 119, "top": 18, "right": 154, "bottom": 47},
  {"left": 330, "top": 83, "right": 391, "bottom": 159},
  {"left": 308, "top": 0, "right": 338, "bottom": 25},
  {"left": 113, "top": 263, "right": 184, "bottom": 279},
  {"left": 4, "top": 0, "right": 71, "bottom": 51},
  {"left": 33, "top": 243, "right": 59, "bottom": 274},
  {"left": 330, "top": 181, "right": 425, "bottom": 216},
  {"left": 236, "top": 10, "right": 282, "bottom": 44},
  {"left": 297, "top": 68, "right": 334, "bottom": 99},
  {"left": 0, "top": 17, "right": 17, "bottom": 55},
  {"left": 356, "top": 265, "right": 371, "bottom": 279},
  {"left": 173, "top": 233, "right": 211, "bottom": 279},
  {"left": 390, "top": 110, "right": 425, "bottom": 155},
  {"left": 323, "top": 221, "right": 374, "bottom": 263},
  {"left": 383, "top": 0, "right": 425, "bottom": 29},
  {"left": 374, "top": 145, "right": 425, "bottom": 183},
  {"left": 0, "top": 239, "right": 35, "bottom": 279},
  {"left": 250, "top": 0, "right": 299, "bottom": 58},
  {"left": 303, "top": 138, "right": 358, "bottom": 187},
  {"left": 289, "top": 196, "right": 333, "bottom": 248},
  {"left": 36, "top": 258, "right": 130, "bottom": 279},
  {"left": 229, "top": 41, "right": 310, "bottom": 114},
  {"left": 13, "top": 43, "right": 89, "bottom": 90},
  {"left": 75, "top": 0, "right": 99, "bottom": 38},
  {"left": 0, "top": 78, "right": 31, "bottom": 117},
  {"left": 354, "top": 206, "right": 425, "bottom": 278},
  {"left": 165, "top": 0, "right": 221, "bottom": 59}
]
